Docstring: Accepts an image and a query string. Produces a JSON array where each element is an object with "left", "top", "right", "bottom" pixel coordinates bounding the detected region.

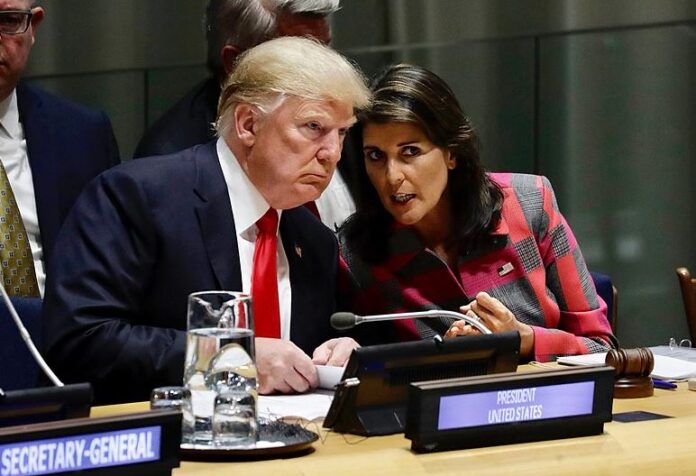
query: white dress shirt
[
  {"left": 0, "top": 90, "right": 45, "bottom": 296},
  {"left": 315, "top": 168, "right": 355, "bottom": 231},
  {"left": 216, "top": 138, "right": 292, "bottom": 340}
]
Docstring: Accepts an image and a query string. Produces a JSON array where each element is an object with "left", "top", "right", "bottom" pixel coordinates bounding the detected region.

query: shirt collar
[
  {"left": 216, "top": 137, "right": 282, "bottom": 239},
  {"left": 0, "top": 89, "right": 20, "bottom": 139}
]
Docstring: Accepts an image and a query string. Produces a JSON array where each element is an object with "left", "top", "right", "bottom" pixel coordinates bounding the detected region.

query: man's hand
[
  {"left": 312, "top": 337, "right": 360, "bottom": 366},
  {"left": 255, "top": 337, "right": 318, "bottom": 394}
]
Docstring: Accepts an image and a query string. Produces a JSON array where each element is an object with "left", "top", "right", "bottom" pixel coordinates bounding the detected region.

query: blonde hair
[{"left": 215, "top": 36, "right": 370, "bottom": 137}]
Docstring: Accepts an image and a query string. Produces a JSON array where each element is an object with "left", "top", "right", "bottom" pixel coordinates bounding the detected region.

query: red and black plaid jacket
[{"left": 338, "top": 173, "right": 617, "bottom": 362}]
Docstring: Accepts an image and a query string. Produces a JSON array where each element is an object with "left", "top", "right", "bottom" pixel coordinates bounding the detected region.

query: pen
[{"left": 652, "top": 378, "right": 678, "bottom": 390}]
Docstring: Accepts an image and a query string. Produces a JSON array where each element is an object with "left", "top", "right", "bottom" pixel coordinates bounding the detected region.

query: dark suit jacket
[
  {"left": 42, "top": 142, "right": 339, "bottom": 404},
  {"left": 17, "top": 81, "right": 120, "bottom": 267}
]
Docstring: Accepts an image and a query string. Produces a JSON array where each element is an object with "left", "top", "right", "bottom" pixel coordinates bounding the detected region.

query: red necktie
[{"left": 252, "top": 208, "right": 280, "bottom": 338}]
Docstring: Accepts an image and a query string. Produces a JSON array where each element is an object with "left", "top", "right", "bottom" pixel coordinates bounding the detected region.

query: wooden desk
[{"left": 91, "top": 373, "right": 696, "bottom": 476}]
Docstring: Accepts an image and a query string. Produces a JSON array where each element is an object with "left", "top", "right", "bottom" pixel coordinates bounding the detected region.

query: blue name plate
[
  {"left": 0, "top": 411, "right": 181, "bottom": 476},
  {"left": 405, "top": 366, "right": 615, "bottom": 452},
  {"left": 0, "top": 426, "right": 160, "bottom": 475},
  {"left": 438, "top": 381, "right": 595, "bottom": 429}
]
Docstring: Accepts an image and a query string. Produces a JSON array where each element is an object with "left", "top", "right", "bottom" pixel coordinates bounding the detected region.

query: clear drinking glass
[
  {"left": 150, "top": 386, "right": 195, "bottom": 444},
  {"left": 183, "top": 291, "right": 257, "bottom": 445},
  {"left": 212, "top": 391, "right": 257, "bottom": 447}
]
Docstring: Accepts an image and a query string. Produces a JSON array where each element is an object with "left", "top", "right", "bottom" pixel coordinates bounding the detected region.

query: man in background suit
[
  {"left": 0, "top": 0, "right": 119, "bottom": 297},
  {"left": 43, "top": 37, "right": 370, "bottom": 404},
  {"left": 135, "top": 0, "right": 358, "bottom": 230}
]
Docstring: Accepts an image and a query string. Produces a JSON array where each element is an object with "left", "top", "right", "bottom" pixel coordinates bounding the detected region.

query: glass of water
[
  {"left": 150, "top": 386, "right": 195, "bottom": 444},
  {"left": 183, "top": 291, "right": 257, "bottom": 445},
  {"left": 212, "top": 391, "right": 257, "bottom": 447}
]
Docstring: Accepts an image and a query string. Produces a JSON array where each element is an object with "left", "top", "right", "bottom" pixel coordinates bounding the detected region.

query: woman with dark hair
[{"left": 339, "top": 64, "right": 616, "bottom": 361}]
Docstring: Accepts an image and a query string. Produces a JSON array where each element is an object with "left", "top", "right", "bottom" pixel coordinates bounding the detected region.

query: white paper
[
  {"left": 257, "top": 390, "right": 334, "bottom": 421},
  {"left": 556, "top": 353, "right": 607, "bottom": 367},
  {"left": 316, "top": 364, "right": 345, "bottom": 390},
  {"left": 650, "top": 345, "right": 696, "bottom": 363},
  {"left": 557, "top": 352, "right": 696, "bottom": 380}
]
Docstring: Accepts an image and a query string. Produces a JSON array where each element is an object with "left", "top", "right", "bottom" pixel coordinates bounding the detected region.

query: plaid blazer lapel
[{"left": 381, "top": 225, "right": 471, "bottom": 337}]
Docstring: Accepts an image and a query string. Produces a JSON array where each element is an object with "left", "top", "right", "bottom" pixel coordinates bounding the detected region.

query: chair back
[
  {"left": 0, "top": 297, "right": 43, "bottom": 391},
  {"left": 590, "top": 271, "right": 618, "bottom": 335},
  {"left": 676, "top": 267, "right": 696, "bottom": 344}
]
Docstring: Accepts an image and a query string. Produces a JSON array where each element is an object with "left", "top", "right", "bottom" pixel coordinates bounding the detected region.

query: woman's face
[{"left": 363, "top": 122, "right": 456, "bottom": 228}]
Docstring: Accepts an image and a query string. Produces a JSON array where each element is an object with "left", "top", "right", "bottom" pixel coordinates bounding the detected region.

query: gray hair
[
  {"left": 215, "top": 36, "right": 369, "bottom": 138},
  {"left": 205, "top": 0, "right": 340, "bottom": 76}
]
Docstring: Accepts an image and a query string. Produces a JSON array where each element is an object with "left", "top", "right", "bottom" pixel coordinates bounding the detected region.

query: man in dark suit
[
  {"left": 0, "top": 1, "right": 119, "bottom": 297},
  {"left": 135, "top": 0, "right": 359, "bottom": 230},
  {"left": 43, "top": 37, "right": 370, "bottom": 404}
]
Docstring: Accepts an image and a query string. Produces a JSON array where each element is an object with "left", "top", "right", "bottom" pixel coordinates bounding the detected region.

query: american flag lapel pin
[
  {"left": 497, "top": 262, "right": 514, "bottom": 276},
  {"left": 294, "top": 243, "right": 302, "bottom": 258}
]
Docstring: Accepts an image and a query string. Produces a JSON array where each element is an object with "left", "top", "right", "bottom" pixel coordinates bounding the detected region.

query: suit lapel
[
  {"left": 193, "top": 142, "right": 243, "bottom": 292},
  {"left": 280, "top": 210, "right": 308, "bottom": 346},
  {"left": 280, "top": 208, "right": 331, "bottom": 352},
  {"left": 384, "top": 224, "right": 468, "bottom": 312}
]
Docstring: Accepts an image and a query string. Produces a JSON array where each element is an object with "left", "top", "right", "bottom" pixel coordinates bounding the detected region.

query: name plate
[
  {"left": 405, "top": 366, "right": 615, "bottom": 452},
  {"left": 0, "top": 411, "right": 181, "bottom": 476}
]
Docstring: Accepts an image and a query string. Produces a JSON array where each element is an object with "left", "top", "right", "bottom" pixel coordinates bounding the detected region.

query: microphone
[
  {"left": 0, "top": 284, "right": 63, "bottom": 386},
  {"left": 331, "top": 310, "right": 492, "bottom": 334}
]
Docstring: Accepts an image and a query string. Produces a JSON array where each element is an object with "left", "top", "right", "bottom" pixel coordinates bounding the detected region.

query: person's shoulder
[
  {"left": 103, "top": 143, "right": 211, "bottom": 187},
  {"left": 72, "top": 144, "right": 218, "bottom": 221},
  {"left": 284, "top": 206, "right": 332, "bottom": 229},
  {"left": 489, "top": 172, "right": 552, "bottom": 194},
  {"left": 18, "top": 81, "right": 108, "bottom": 123},
  {"left": 284, "top": 207, "right": 336, "bottom": 242}
]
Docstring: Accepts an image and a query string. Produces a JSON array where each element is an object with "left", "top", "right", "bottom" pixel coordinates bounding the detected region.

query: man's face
[
  {"left": 0, "top": 0, "right": 43, "bottom": 100},
  {"left": 276, "top": 12, "right": 331, "bottom": 45},
  {"left": 234, "top": 96, "right": 355, "bottom": 209}
]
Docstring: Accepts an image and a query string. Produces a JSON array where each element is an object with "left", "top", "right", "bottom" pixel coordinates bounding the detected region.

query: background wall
[{"left": 25, "top": 0, "right": 696, "bottom": 347}]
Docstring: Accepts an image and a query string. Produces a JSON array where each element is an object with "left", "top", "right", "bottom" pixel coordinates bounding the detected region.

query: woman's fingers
[
  {"left": 468, "top": 292, "right": 519, "bottom": 333},
  {"left": 445, "top": 322, "right": 478, "bottom": 338},
  {"left": 473, "top": 291, "right": 508, "bottom": 315},
  {"left": 455, "top": 291, "right": 521, "bottom": 335}
]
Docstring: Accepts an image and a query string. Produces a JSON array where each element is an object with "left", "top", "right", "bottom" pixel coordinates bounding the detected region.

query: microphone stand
[{"left": 334, "top": 310, "right": 492, "bottom": 335}]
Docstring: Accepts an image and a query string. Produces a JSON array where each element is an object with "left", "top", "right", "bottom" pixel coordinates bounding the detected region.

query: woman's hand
[
  {"left": 444, "top": 308, "right": 484, "bottom": 338},
  {"left": 447, "top": 292, "right": 535, "bottom": 359}
]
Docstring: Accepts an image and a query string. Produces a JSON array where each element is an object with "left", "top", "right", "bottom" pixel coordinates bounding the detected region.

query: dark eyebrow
[{"left": 396, "top": 140, "right": 419, "bottom": 147}]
